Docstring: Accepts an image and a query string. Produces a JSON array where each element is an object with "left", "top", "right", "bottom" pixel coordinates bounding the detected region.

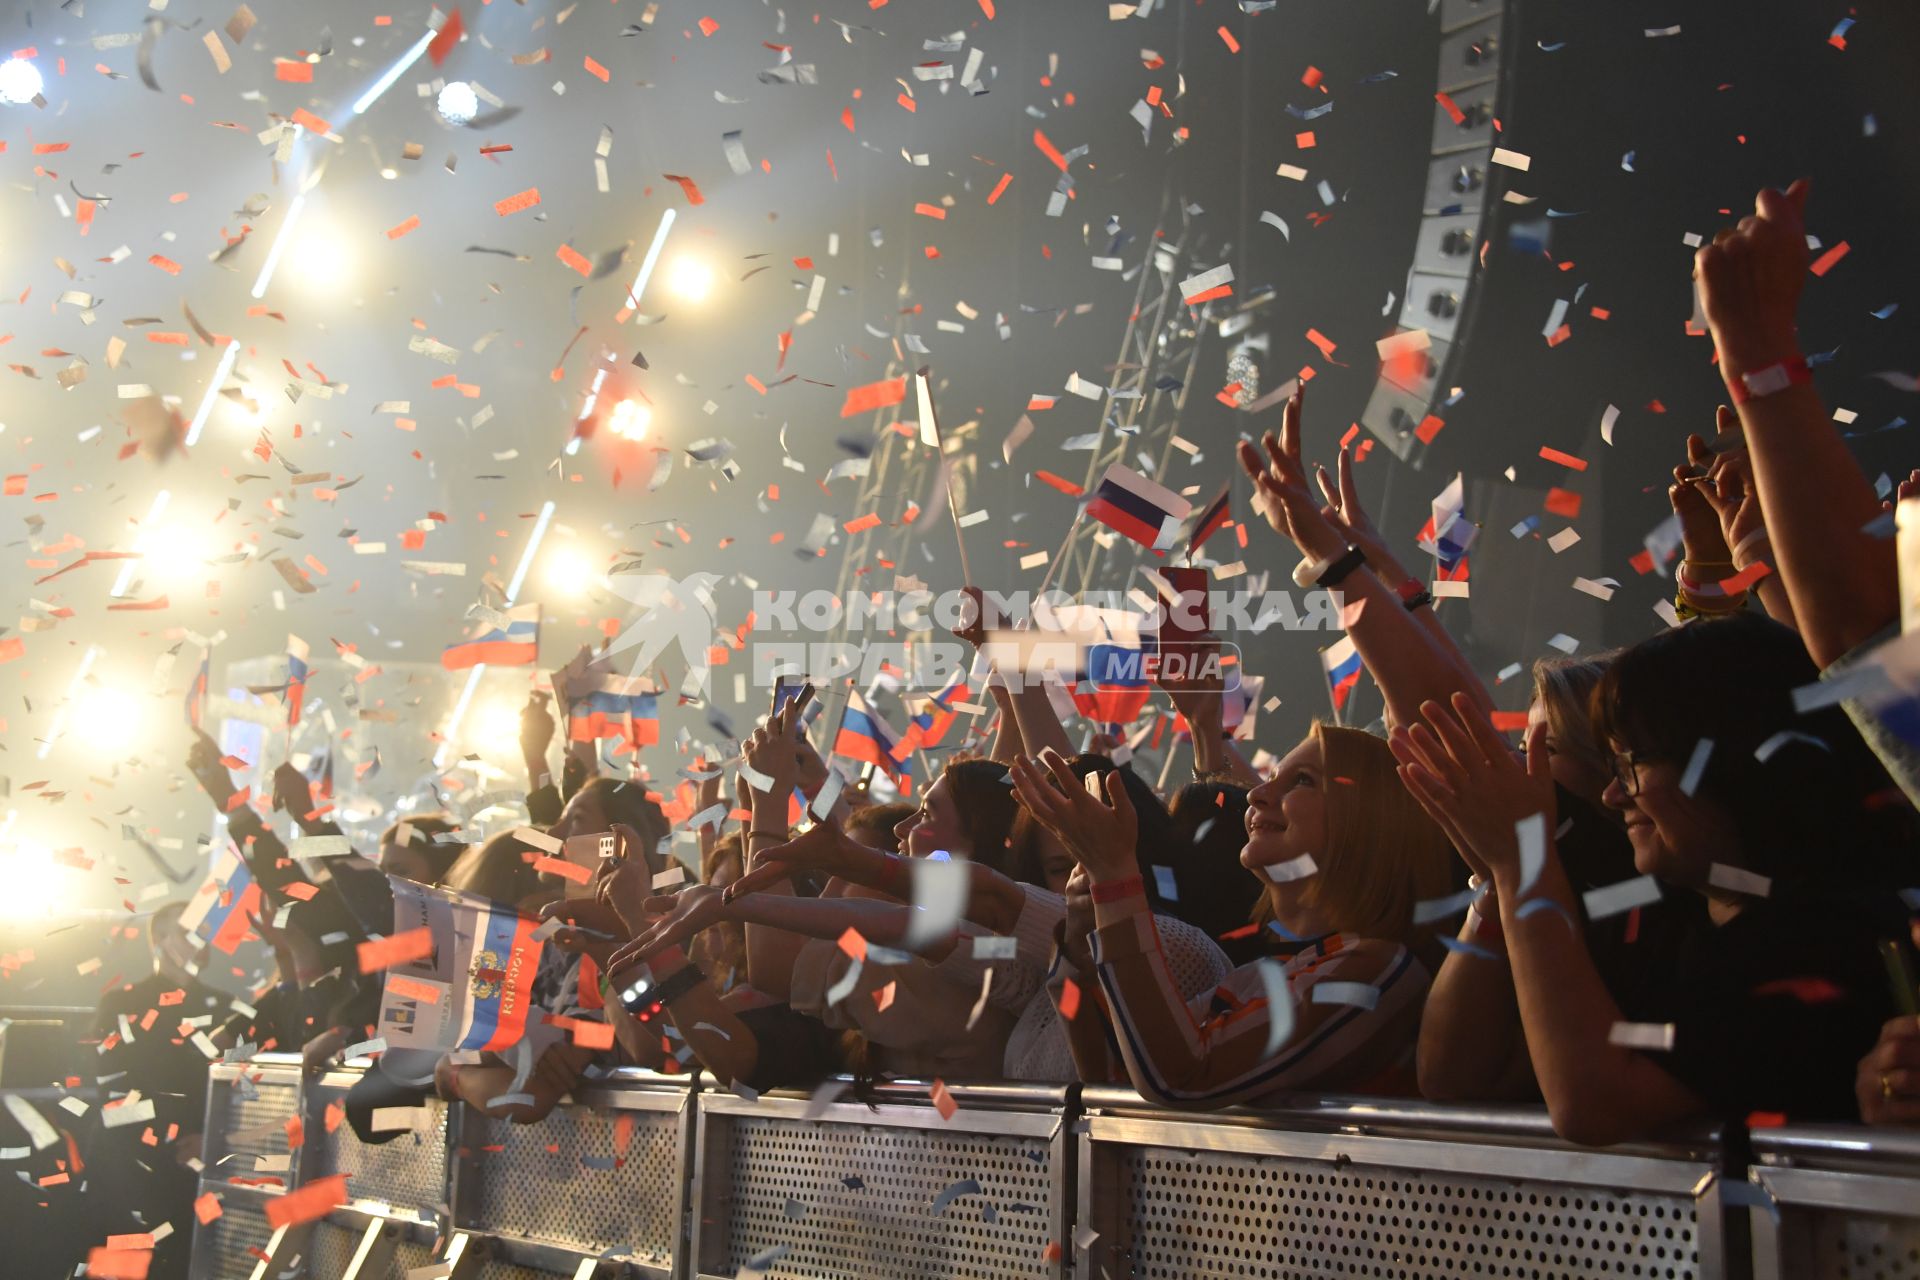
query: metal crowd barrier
[
  {"left": 184, "top": 1056, "right": 1916, "bottom": 1280},
  {"left": 1748, "top": 1124, "right": 1920, "bottom": 1279}
]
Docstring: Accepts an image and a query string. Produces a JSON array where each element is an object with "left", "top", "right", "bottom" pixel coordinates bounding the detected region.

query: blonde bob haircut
[
  {"left": 1529, "top": 655, "right": 1614, "bottom": 785},
  {"left": 1256, "top": 722, "right": 1455, "bottom": 944}
]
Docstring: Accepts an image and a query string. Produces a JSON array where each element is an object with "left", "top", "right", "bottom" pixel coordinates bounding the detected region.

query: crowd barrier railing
[
  {"left": 183, "top": 1055, "right": 1914, "bottom": 1280},
  {"left": 1747, "top": 1123, "right": 1920, "bottom": 1280}
]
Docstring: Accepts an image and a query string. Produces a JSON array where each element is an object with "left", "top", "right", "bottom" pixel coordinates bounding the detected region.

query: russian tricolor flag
[
  {"left": 835, "top": 689, "right": 908, "bottom": 780},
  {"left": 183, "top": 649, "right": 209, "bottom": 730},
  {"left": 900, "top": 670, "right": 970, "bottom": 756},
  {"left": 1187, "top": 483, "right": 1232, "bottom": 558},
  {"left": 1086, "top": 464, "right": 1192, "bottom": 552},
  {"left": 442, "top": 603, "right": 541, "bottom": 671},
  {"left": 1072, "top": 640, "right": 1157, "bottom": 726},
  {"left": 286, "top": 635, "right": 310, "bottom": 729},
  {"left": 1321, "top": 635, "right": 1364, "bottom": 711},
  {"left": 569, "top": 674, "right": 660, "bottom": 749},
  {"left": 1416, "top": 474, "right": 1478, "bottom": 573},
  {"left": 454, "top": 896, "right": 546, "bottom": 1053},
  {"left": 179, "top": 847, "right": 262, "bottom": 955}
]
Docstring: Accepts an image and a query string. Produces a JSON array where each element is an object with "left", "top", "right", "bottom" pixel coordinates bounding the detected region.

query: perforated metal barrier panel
[
  {"left": 453, "top": 1079, "right": 689, "bottom": 1270},
  {"left": 1750, "top": 1126, "right": 1920, "bottom": 1280},
  {"left": 202, "top": 1062, "right": 305, "bottom": 1180},
  {"left": 1075, "top": 1092, "right": 1728, "bottom": 1280},
  {"left": 691, "top": 1086, "right": 1072, "bottom": 1280},
  {"left": 307, "top": 1074, "right": 449, "bottom": 1218},
  {"left": 189, "top": 1060, "right": 1920, "bottom": 1280},
  {"left": 189, "top": 1184, "right": 280, "bottom": 1280}
]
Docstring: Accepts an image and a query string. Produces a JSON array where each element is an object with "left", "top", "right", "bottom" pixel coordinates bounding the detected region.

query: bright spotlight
[
  {"left": 71, "top": 686, "right": 146, "bottom": 755},
  {"left": 0, "top": 59, "right": 44, "bottom": 106},
  {"left": 610, "top": 399, "right": 652, "bottom": 441},
  {"left": 545, "top": 548, "right": 599, "bottom": 597},
  {"left": 0, "top": 837, "right": 66, "bottom": 920},
  {"left": 288, "top": 224, "right": 354, "bottom": 294},
  {"left": 474, "top": 698, "right": 522, "bottom": 747},
  {"left": 437, "top": 81, "right": 478, "bottom": 126},
  {"left": 666, "top": 257, "right": 714, "bottom": 302},
  {"left": 140, "top": 524, "right": 213, "bottom": 583}
]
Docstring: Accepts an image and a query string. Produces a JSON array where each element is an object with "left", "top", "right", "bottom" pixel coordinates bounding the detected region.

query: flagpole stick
[
  {"left": 1030, "top": 512, "right": 1082, "bottom": 604},
  {"left": 1156, "top": 736, "right": 1179, "bottom": 793},
  {"left": 944, "top": 467, "right": 976, "bottom": 588}
]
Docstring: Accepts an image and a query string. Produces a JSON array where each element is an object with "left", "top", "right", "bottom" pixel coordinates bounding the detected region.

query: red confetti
[
  {"left": 263, "top": 1175, "right": 348, "bottom": 1229},
  {"left": 1809, "top": 240, "right": 1851, "bottom": 277},
  {"left": 428, "top": 9, "right": 464, "bottom": 67},
  {"left": 357, "top": 928, "right": 434, "bottom": 973},
  {"left": 494, "top": 187, "right": 541, "bottom": 216}
]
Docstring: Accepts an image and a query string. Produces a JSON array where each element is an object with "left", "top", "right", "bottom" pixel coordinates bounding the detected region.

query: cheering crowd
[{"left": 78, "top": 180, "right": 1920, "bottom": 1271}]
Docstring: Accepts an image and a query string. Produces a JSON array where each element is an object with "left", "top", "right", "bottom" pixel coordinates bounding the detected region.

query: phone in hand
[
  {"left": 772, "top": 677, "right": 817, "bottom": 719},
  {"left": 1158, "top": 567, "right": 1210, "bottom": 645},
  {"left": 561, "top": 830, "right": 620, "bottom": 899}
]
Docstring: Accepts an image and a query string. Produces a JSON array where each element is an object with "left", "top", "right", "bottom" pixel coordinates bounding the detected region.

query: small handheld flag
[
  {"left": 1086, "top": 464, "right": 1192, "bottom": 552},
  {"left": 1187, "top": 483, "right": 1232, "bottom": 559},
  {"left": 443, "top": 603, "right": 541, "bottom": 671},
  {"left": 1320, "top": 635, "right": 1364, "bottom": 716},
  {"left": 286, "top": 635, "right": 310, "bottom": 729}
]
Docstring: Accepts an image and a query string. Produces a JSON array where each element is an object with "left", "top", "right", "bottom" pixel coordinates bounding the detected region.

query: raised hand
[
  {"left": 722, "top": 819, "right": 862, "bottom": 902},
  {"left": 270, "top": 762, "right": 315, "bottom": 824},
  {"left": 1155, "top": 632, "right": 1224, "bottom": 731},
  {"left": 1314, "top": 443, "right": 1394, "bottom": 573},
  {"left": 744, "top": 702, "right": 805, "bottom": 797},
  {"left": 536, "top": 895, "right": 631, "bottom": 969},
  {"left": 1234, "top": 387, "right": 1349, "bottom": 565},
  {"left": 1693, "top": 407, "right": 1768, "bottom": 562},
  {"left": 1669, "top": 428, "right": 1736, "bottom": 568},
  {"left": 520, "top": 692, "right": 557, "bottom": 770},
  {"left": 1007, "top": 749, "right": 1138, "bottom": 884},
  {"left": 186, "top": 729, "right": 238, "bottom": 807},
  {"left": 1694, "top": 179, "right": 1809, "bottom": 373},
  {"left": 1388, "top": 694, "right": 1555, "bottom": 890},
  {"left": 606, "top": 883, "right": 733, "bottom": 973}
]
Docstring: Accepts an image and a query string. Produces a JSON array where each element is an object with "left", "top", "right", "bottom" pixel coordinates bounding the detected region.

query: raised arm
[
  {"left": 1696, "top": 180, "right": 1891, "bottom": 667},
  {"left": 1011, "top": 749, "right": 1417, "bottom": 1107},
  {"left": 1237, "top": 389, "right": 1492, "bottom": 733},
  {"left": 1315, "top": 444, "right": 1487, "bottom": 706},
  {"left": 1393, "top": 696, "right": 1704, "bottom": 1144}
]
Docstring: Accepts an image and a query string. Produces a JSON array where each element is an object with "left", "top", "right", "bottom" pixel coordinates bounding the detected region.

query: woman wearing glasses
[{"left": 1393, "top": 613, "right": 1915, "bottom": 1144}]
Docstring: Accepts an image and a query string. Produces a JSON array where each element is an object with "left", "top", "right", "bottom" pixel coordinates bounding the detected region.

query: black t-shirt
[
  {"left": 1625, "top": 889, "right": 1903, "bottom": 1123},
  {"left": 735, "top": 1000, "right": 847, "bottom": 1093},
  {"left": 1552, "top": 787, "right": 1696, "bottom": 1014}
]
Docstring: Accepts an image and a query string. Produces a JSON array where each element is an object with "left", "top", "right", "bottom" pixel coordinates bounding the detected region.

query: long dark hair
[
  {"left": 937, "top": 759, "right": 1033, "bottom": 885},
  {"left": 1591, "top": 612, "right": 1916, "bottom": 891},
  {"left": 1008, "top": 754, "right": 1178, "bottom": 904},
  {"left": 573, "top": 776, "right": 671, "bottom": 870},
  {"left": 1166, "top": 781, "right": 1262, "bottom": 942}
]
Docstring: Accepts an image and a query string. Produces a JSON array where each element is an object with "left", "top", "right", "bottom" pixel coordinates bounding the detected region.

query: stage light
[
  {"left": 473, "top": 698, "right": 523, "bottom": 748},
  {"left": 610, "top": 398, "right": 652, "bottom": 441},
  {"left": 0, "top": 58, "right": 43, "bottom": 106},
  {"left": 71, "top": 685, "right": 146, "bottom": 756},
  {"left": 437, "top": 81, "right": 478, "bottom": 126},
  {"left": 546, "top": 547, "right": 600, "bottom": 597},
  {"left": 666, "top": 256, "right": 714, "bottom": 302},
  {"left": 140, "top": 523, "right": 214, "bottom": 583},
  {"left": 0, "top": 835, "right": 65, "bottom": 921},
  {"left": 288, "top": 222, "right": 354, "bottom": 294}
]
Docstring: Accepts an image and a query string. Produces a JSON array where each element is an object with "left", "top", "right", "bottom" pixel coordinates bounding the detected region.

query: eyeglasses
[{"left": 1611, "top": 750, "right": 1653, "bottom": 798}]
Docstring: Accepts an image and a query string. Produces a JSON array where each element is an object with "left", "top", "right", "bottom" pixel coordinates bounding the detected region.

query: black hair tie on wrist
[{"left": 1314, "top": 546, "right": 1368, "bottom": 589}]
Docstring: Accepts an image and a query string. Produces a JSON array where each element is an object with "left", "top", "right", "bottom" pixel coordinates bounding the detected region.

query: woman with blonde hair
[{"left": 1011, "top": 727, "right": 1454, "bottom": 1108}]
